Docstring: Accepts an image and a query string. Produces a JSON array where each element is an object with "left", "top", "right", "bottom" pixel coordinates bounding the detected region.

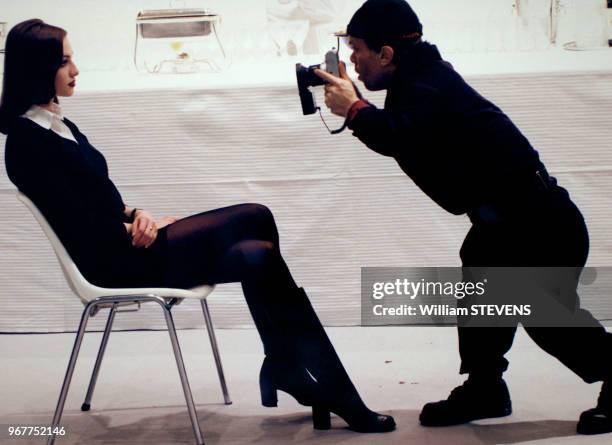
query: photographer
[{"left": 316, "top": 0, "right": 612, "bottom": 435}]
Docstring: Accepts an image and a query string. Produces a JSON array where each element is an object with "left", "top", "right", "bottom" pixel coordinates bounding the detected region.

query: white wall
[{"left": 1, "top": 0, "right": 610, "bottom": 73}]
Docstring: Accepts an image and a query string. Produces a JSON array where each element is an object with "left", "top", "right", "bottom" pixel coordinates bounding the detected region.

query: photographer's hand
[{"left": 315, "top": 62, "right": 359, "bottom": 118}]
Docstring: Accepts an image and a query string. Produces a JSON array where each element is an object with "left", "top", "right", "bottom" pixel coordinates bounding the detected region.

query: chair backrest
[
  {"left": 17, "top": 191, "right": 98, "bottom": 303},
  {"left": 17, "top": 191, "right": 214, "bottom": 303}
]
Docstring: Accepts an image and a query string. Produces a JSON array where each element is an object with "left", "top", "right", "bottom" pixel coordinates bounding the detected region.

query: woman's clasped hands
[{"left": 124, "top": 210, "right": 178, "bottom": 248}]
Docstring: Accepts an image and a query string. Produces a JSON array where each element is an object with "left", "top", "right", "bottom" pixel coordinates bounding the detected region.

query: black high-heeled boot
[
  {"left": 273, "top": 288, "right": 396, "bottom": 433},
  {"left": 259, "top": 356, "right": 317, "bottom": 407},
  {"left": 243, "top": 284, "right": 319, "bottom": 408}
]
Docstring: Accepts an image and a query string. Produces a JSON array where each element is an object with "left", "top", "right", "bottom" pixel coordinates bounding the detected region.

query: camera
[{"left": 295, "top": 49, "right": 340, "bottom": 115}]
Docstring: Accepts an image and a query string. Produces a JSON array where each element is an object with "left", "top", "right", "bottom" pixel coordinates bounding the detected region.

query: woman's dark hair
[{"left": 0, "top": 19, "right": 67, "bottom": 134}]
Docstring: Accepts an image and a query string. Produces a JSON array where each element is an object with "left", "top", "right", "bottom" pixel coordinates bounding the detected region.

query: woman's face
[{"left": 54, "top": 36, "right": 79, "bottom": 97}]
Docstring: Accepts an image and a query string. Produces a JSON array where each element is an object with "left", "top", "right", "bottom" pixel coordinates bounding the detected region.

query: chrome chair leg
[
  {"left": 47, "top": 302, "right": 96, "bottom": 445},
  {"left": 81, "top": 305, "right": 117, "bottom": 412},
  {"left": 200, "top": 299, "right": 231, "bottom": 405},
  {"left": 160, "top": 303, "right": 205, "bottom": 445}
]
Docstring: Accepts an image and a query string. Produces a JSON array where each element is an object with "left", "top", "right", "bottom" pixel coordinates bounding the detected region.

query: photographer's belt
[{"left": 468, "top": 170, "right": 555, "bottom": 225}]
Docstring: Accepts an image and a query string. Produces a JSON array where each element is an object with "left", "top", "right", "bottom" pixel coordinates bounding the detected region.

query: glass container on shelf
[{"left": 134, "top": 8, "right": 227, "bottom": 74}]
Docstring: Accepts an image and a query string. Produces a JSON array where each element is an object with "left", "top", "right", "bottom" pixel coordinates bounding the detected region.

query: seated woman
[{"left": 0, "top": 19, "right": 394, "bottom": 433}]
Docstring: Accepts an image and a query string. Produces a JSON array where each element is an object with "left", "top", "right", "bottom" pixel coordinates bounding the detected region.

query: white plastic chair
[{"left": 17, "top": 191, "right": 231, "bottom": 445}]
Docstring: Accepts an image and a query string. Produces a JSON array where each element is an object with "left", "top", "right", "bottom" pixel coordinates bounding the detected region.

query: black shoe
[
  {"left": 577, "top": 380, "right": 612, "bottom": 435},
  {"left": 420, "top": 378, "right": 512, "bottom": 426},
  {"left": 577, "top": 408, "right": 612, "bottom": 435},
  {"left": 259, "top": 356, "right": 317, "bottom": 407}
]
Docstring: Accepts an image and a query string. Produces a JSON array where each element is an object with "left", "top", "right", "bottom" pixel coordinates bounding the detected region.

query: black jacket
[
  {"left": 348, "top": 43, "right": 547, "bottom": 215},
  {"left": 5, "top": 117, "right": 166, "bottom": 287}
]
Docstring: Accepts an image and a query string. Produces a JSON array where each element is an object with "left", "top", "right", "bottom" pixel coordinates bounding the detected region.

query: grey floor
[{"left": 1, "top": 326, "right": 611, "bottom": 445}]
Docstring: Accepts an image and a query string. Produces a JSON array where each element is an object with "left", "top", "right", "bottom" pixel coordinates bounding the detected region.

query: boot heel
[
  {"left": 312, "top": 405, "right": 331, "bottom": 430},
  {"left": 260, "top": 382, "right": 278, "bottom": 407}
]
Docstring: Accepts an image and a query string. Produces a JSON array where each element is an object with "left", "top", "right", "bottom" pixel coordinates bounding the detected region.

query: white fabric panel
[
  {"left": 1, "top": 69, "right": 611, "bottom": 332},
  {"left": 1, "top": 0, "right": 609, "bottom": 72}
]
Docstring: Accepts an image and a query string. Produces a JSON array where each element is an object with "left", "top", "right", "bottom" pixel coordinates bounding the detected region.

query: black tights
[
  {"left": 163, "top": 203, "right": 301, "bottom": 358},
  {"left": 163, "top": 203, "right": 303, "bottom": 357},
  {"left": 164, "top": 203, "right": 298, "bottom": 297},
  {"left": 161, "top": 204, "right": 384, "bottom": 408}
]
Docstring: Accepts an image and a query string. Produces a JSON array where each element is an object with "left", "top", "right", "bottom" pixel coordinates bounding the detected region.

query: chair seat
[{"left": 86, "top": 284, "right": 215, "bottom": 301}]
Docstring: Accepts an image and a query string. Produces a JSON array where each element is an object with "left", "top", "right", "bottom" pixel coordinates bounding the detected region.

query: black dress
[
  {"left": 5, "top": 116, "right": 169, "bottom": 287},
  {"left": 4, "top": 116, "right": 297, "bottom": 298}
]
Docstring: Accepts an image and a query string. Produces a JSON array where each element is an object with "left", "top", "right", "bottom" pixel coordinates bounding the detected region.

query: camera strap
[{"left": 318, "top": 108, "right": 348, "bottom": 134}]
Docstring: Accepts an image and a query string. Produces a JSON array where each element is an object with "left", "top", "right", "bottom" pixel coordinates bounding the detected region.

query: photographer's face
[{"left": 348, "top": 37, "right": 394, "bottom": 91}]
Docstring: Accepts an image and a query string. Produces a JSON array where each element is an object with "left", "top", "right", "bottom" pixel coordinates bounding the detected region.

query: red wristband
[{"left": 347, "top": 99, "right": 372, "bottom": 123}]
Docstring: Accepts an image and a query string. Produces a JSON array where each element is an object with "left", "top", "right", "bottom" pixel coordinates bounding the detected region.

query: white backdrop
[
  {"left": 0, "top": 1, "right": 611, "bottom": 332},
  {"left": 1, "top": 0, "right": 610, "bottom": 72}
]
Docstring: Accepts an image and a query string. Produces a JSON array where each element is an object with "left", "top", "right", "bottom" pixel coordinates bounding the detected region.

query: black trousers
[{"left": 458, "top": 188, "right": 612, "bottom": 383}]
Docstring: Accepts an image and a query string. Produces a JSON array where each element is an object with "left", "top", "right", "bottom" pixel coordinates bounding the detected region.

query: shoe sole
[
  {"left": 420, "top": 406, "right": 512, "bottom": 427},
  {"left": 577, "top": 420, "right": 612, "bottom": 435},
  {"left": 577, "top": 426, "right": 612, "bottom": 435}
]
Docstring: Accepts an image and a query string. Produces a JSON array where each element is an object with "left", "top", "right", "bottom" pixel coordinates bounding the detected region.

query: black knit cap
[{"left": 343, "top": 0, "right": 422, "bottom": 43}]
